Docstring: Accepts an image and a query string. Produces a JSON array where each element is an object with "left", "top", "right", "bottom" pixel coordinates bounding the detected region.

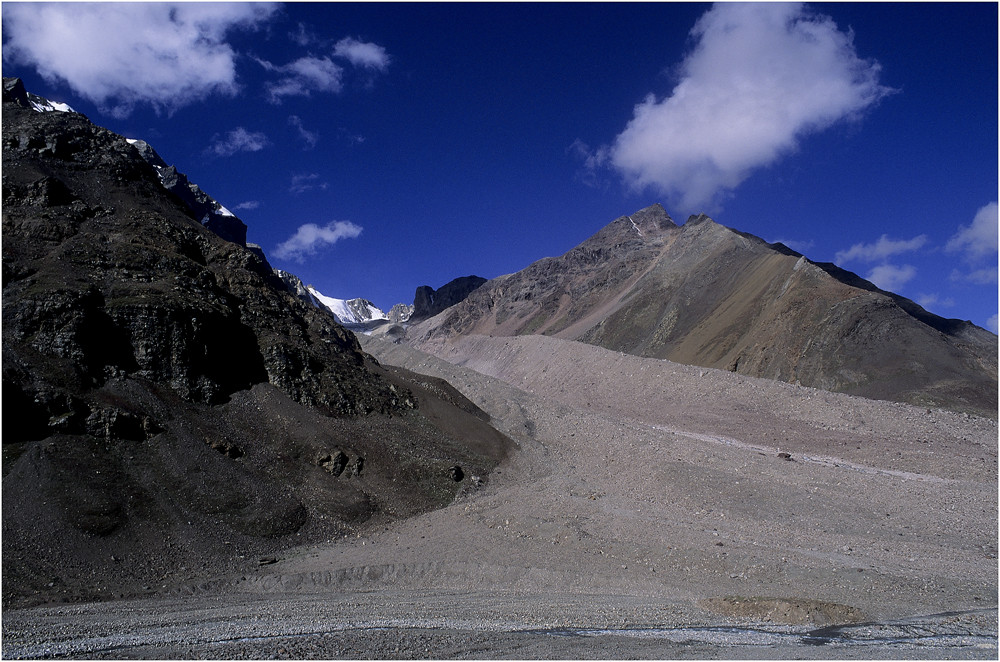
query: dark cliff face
[
  {"left": 1, "top": 80, "right": 511, "bottom": 607},
  {"left": 2, "top": 85, "right": 402, "bottom": 421},
  {"left": 410, "top": 275, "right": 487, "bottom": 322}
]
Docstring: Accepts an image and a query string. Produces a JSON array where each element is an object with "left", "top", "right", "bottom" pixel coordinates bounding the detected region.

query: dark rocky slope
[
  {"left": 411, "top": 275, "right": 487, "bottom": 323},
  {"left": 411, "top": 204, "right": 997, "bottom": 417},
  {"left": 2, "top": 79, "right": 511, "bottom": 607}
]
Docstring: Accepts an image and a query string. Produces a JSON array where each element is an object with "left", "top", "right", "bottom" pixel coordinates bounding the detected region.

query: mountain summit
[{"left": 410, "top": 205, "right": 997, "bottom": 416}]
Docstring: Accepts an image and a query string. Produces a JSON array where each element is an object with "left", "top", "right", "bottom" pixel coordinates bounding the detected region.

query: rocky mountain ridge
[
  {"left": 410, "top": 204, "right": 997, "bottom": 417},
  {"left": 126, "top": 138, "right": 248, "bottom": 245}
]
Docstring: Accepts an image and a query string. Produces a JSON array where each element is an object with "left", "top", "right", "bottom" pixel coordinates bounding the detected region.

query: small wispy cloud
[
  {"left": 2, "top": 3, "right": 278, "bottom": 117},
  {"left": 337, "top": 128, "right": 366, "bottom": 145},
  {"left": 273, "top": 220, "right": 363, "bottom": 263},
  {"left": 208, "top": 127, "right": 268, "bottom": 157},
  {"left": 916, "top": 293, "right": 955, "bottom": 310},
  {"left": 334, "top": 37, "right": 391, "bottom": 71},
  {"left": 258, "top": 36, "right": 389, "bottom": 103},
  {"left": 234, "top": 200, "right": 260, "bottom": 211},
  {"left": 289, "top": 173, "right": 328, "bottom": 194},
  {"left": 584, "top": 2, "right": 892, "bottom": 212},
  {"left": 289, "top": 115, "right": 319, "bottom": 149},
  {"left": 290, "top": 22, "right": 317, "bottom": 47},
  {"left": 950, "top": 268, "right": 998, "bottom": 285},
  {"left": 835, "top": 234, "right": 928, "bottom": 264},
  {"left": 260, "top": 55, "right": 344, "bottom": 103},
  {"left": 866, "top": 264, "right": 916, "bottom": 292}
]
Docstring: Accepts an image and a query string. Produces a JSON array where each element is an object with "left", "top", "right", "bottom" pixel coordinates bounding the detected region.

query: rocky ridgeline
[{"left": 410, "top": 203, "right": 997, "bottom": 417}]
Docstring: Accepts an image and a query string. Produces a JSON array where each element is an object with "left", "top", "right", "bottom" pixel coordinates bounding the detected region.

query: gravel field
[{"left": 3, "top": 333, "right": 996, "bottom": 659}]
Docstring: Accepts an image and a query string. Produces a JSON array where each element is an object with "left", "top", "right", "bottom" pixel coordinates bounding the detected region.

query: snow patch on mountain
[
  {"left": 3, "top": 77, "right": 75, "bottom": 113},
  {"left": 273, "top": 270, "right": 390, "bottom": 331},
  {"left": 30, "top": 96, "right": 74, "bottom": 113},
  {"left": 308, "top": 287, "right": 388, "bottom": 326}
]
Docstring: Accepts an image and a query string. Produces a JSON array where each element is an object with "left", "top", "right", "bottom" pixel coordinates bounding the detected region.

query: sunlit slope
[{"left": 412, "top": 204, "right": 997, "bottom": 416}]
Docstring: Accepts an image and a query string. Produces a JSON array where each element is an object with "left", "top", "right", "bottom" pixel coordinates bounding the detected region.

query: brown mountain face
[
  {"left": 410, "top": 204, "right": 997, "bottom": 417},
  {"left": 1, "top": 79, "right": 511, "bottom": 607}
]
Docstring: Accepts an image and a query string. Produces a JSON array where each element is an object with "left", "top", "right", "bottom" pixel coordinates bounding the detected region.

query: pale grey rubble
[{"left": 4, "top": 333, "right": 995, "bottom": 659}]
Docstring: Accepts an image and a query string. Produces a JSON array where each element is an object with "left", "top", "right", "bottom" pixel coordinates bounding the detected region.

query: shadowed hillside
[{"left": 1, "top": 78, "right": 511, "bottom": 607}]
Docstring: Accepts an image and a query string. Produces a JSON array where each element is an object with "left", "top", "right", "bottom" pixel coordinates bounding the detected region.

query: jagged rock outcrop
[
  {"left": 127, "top": 138, "right": 248, "bottom": 245},
  {"left": 3, "top": 76, "right": 74, "bottom": 113},
  {"left": 387, "top": 302, "right": 415, "bottom": 324},
  {"left": 2, "top": 79, "right": 511, "bottom": 607},
  {"left": 411, "top": 204, "right": 998, "bottom": 417},
  {"left": 410, "top": 275, "right": 487, "bottom": 322}
]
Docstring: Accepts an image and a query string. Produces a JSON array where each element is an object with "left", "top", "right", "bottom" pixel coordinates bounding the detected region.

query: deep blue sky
[{"left": 4, "top": 2, "right": 997, "bottom": 331}]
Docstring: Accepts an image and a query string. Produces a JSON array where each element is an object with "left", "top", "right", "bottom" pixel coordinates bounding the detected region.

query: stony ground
[{"left": 3, "top": 333, "right": 997, "bottom": 659}]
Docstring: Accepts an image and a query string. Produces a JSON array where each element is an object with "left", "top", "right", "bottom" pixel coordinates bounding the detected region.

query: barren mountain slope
[
  {"left": 3, "top": 333, "right": 995, "bottom": 658},
  {"left": 410, "top": 204, "right": 997, "bottom": 416},
  {"left": 1, "top": 80, "right": 511, "bottom": 607}
]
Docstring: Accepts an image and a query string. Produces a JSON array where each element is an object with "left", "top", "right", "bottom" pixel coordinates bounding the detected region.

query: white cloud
[
  {"left": 235, "top": 200, "right": 260, "bottom": 211},
  {"left": 950, "top": 267, "right": 998, "bottom": 285},
  {"left": 289, "top": 115, "right": 319, "bottom": 149},
  {"left": 334, "top": 37, "right": 390, "bottom": 71},
  {"left": 273, "top": 221, "right": 363, "bottom": 263},
  {"left": 866, "top": 264, "right": 916, "bottom": 292},
  {"left": 261, "top": 55, "right": 344, "bottom": 103},
  {"left": 597, "top": 2, "right": 891, "bottom": 212},
  {"left": 289, "top": 173, "right": 328, "bottom": 194},
  {"left": 946, "top": 202, "right": 998, "bottom": 262},
  {"left": 835, "top": 234, "right": 928, "bottom": 264},
  {"left": 987, "top": 314, "right": 998, "bottom": 333},
  {"left": 2, "top": 3, "right": 277, "bottom": 117},
  {"left": 208, "top": 127, "right": 268, "bottom": 157},
  {"left": 290, "top": 22, "right": 318, "bottom": 47}
]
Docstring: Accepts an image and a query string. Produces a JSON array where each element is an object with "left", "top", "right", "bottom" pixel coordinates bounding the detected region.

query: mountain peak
[
  {"left": 3, "top": 77, "right": 76, "bottom": 113},
  {"left": 623, "top": 203, "right": 677, "bottom": 237},
  {"left": 409, "top": 205, "right": 997, "bottom": 417},
  {"left": 685, "top": 213, "right": 714, "bottom": 226}
]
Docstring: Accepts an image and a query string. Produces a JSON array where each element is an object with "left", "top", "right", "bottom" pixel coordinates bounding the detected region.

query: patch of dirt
[{"left": 699, "top": 596, "right": 866, "bottom": 625}]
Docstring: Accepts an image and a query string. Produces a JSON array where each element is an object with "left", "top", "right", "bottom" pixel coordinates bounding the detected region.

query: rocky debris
[
  {"left": 410, "top": 275, "right": 487, "bottom": 322},
  {"left": 351, "top": 456, "right": 365, "bottom": 477},
  {"left": 206, "top": 438, "right": 244, "bottom": 459},
  {"left": 317, "top": 451, "right": 349, "bottom": 476},
  {"left": 699, "top": 596, "right": 866, "bottom": 626}
]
